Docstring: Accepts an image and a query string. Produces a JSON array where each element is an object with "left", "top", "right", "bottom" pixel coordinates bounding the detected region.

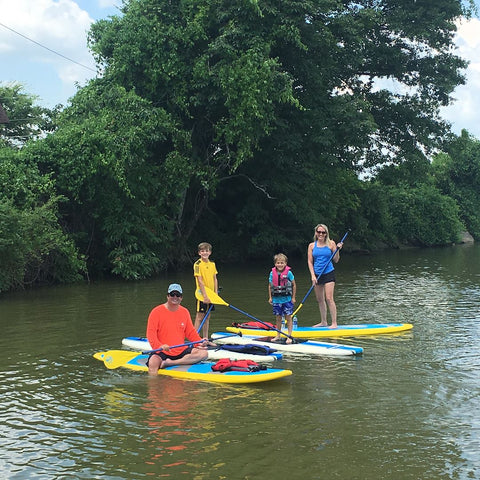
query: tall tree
[
  {"left": 30, "top": 83, "right": 177, "bottom": 278},
  {"left": 32, "top": 0, "right": 470, "bottom": 277}
]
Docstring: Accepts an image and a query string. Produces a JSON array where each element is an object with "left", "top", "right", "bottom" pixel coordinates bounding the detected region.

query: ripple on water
[{"left": 2, "top": 251, "right": 480, "bottom": 479}]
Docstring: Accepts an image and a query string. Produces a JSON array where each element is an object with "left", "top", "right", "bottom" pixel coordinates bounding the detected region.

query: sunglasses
[
  {"left": 168, "top": 292, "right": 182, "bottom": 297},
  {"left": 316, "top": 230, "right": 327, "bottom": 234}
]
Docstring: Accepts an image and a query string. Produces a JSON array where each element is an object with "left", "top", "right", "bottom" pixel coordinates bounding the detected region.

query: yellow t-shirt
[{"left": 193, "top": 259, "right": 218, "bottom": 291}]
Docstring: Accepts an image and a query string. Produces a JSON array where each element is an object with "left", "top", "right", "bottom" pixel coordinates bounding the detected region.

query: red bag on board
[
  {"left": 211, "top": 358, "right": 265, "bottom": 372},
  {"left": 232, "top": 321, "right": 275, "bottom": 330}
]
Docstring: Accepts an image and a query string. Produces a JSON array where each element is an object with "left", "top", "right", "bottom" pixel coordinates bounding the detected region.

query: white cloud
[
  {"left": 0, "top": 0, "right": 97, "bottom": 105},
  {"left": 441, "top": 17, "right": 480, "bottom": 138},
  {"left": 455, "top": 17, "right": 480, "bottom": 49},
  {"left": 1, "top": 0, "right": 93, "bottom": 58}
]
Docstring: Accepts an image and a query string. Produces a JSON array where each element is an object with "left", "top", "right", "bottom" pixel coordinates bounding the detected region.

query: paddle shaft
[
  {"left": 292, "top": 230, "right": 350, "bottom": 317},
  {"left": 197, "top": 303, "right": 214, "bottom": 334},
  {"left": 196, "top": 286, "right": 295, "bottom": 341},
  {"left": 229, "top": 305, "right": 295, "bottom": 342},
  {"left": 143, "top": 339, "right": 205, "bottom": 355},
  {"left": 142, "top": 332, "right": 241, "bottom": 355}
]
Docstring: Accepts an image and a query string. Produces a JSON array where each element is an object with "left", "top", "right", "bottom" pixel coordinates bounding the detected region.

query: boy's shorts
[
  {"left": 197, "top": 300, "right": 215, "bottom": 313},
  {"left": 272, "top": 301, "right": 294, "bottom": 317}
]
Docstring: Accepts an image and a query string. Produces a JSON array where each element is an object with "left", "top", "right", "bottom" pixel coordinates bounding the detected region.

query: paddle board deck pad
[
  {"left": 93, "top": 351, "right": 292, "bottom": 384},
  {"left": 121, "top": 336, "right": 282, "bottom": 362},
  {"left": 226, "top": 323, "right": 413, "bottom": 338},
  {"left": 211, "top": 332, "right": 363, "bottom": 356}
]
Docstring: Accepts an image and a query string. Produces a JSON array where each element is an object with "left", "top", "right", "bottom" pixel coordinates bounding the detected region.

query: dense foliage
[
  {"left": 1, "top": 0, "right": 479, "bottom": 291},
  {"left": 432, "top": 130, "right": 480, "bottom": 238},
  {"left": 0, "top": 83, "right": 56, "bottom": 148},
  {"left": 0, "top": 116, "right": 85, "bottom": 291}
]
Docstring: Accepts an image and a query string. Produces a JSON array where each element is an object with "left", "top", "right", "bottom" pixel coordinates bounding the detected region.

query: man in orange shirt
[{"left": 146, "top": 283, "right": 208, "bottom": 375}]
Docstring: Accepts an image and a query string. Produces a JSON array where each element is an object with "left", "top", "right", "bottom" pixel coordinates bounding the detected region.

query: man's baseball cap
[{"left": 167, "top": 283, "right": 183, "bottom": 295}]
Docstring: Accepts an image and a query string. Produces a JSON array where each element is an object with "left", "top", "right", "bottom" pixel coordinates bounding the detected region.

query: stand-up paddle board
[
  {"left": 121, "top": 336, "right": 282, "bottom": 362},
  {"left": 226, "top": 323, "right": 413, "bottom": 339},
  {"left": 211, "top": 332, "right": 363, "bottom": 356},
  {"left": 93, "top": 351, "right": 292, "bottom": 384}
]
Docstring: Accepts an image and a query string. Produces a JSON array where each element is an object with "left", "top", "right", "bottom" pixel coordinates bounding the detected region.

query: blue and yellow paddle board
[
  {"left": 226, "top": 323, "right": 413, "bottom": 338},
  {"left": 93, "top": 351, "right": 292, "bottom": 384}
]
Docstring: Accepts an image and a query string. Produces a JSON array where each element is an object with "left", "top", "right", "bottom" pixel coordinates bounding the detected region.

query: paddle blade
[
  {"left": 93, "top": 350, "right": 139, "bottom": 370},
  {"left": 195, "top": 286, "right": 229, "bottom": 306}
]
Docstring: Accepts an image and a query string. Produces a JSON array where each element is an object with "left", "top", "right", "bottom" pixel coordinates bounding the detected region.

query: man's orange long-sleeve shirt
[{"left": 146, "top": 304, "right": 202, "bottom": 356}]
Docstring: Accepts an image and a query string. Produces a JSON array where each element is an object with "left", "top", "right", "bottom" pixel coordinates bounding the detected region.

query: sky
[{"left": 1, "top": 0, "right": 480, "bottom": 138}]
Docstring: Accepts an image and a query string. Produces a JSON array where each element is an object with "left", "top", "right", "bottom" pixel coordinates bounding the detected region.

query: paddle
[
  {"left": 196, "top": 286, "right": 298, "bottom": 343},
  {"left": 94, "top": 350, "right": 140, "bottom": 370},
  {"left": 97, "top": 332, "right": 244, "bottom": 370},
  {"left": 142, "top": 332, "right": 242, "bottom": 355},
  {"left": 142, "top": 339, "right": 207, "bottom": 355},
  {"left": 98, "top": 345, "right": 206, "bottom": 370},
  {"left": 197, "top": 303, "right": 214, "bottom": 334},
  {"left": 292, "top": 230, "right": 350, "bottom": 317},
  {"left": 94, "top": 340, "right": 203, "bottom": 370}
]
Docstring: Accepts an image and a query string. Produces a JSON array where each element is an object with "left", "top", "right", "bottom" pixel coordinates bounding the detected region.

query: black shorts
[
  {"left": 316, "top": 270, "right": 336, "bottom": 285},
  {"left": 146, "top": 345, "right": 193, "bottom": 365},
  {"left": 197, "top": 300, "right": 215, "bottom": 314}
]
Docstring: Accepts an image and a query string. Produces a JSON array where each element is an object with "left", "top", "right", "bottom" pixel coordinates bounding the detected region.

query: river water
[{"left": 1, "top": 244, "right": 479, "bottom": 479}]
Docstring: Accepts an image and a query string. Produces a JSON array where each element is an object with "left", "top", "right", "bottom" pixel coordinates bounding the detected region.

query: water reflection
[{"left": 142, "top": 377, "right": 199, "bottom": 469}]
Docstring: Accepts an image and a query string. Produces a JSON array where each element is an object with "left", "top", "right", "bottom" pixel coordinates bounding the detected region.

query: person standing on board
[
  {"left": 146, "top": 283, "right": 208, "bottom": 374},
  {"left": 268, "top": 253, "right": 296, "bottom": 344},
  {"left": 307, "top": 224, "right": 343, "bottom": 328},
  {"left": 193, "top": 242, "right": 218, "bottom": 337}
]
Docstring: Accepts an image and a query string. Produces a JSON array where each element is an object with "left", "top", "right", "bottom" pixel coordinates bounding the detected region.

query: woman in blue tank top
[{"left": 307, "top": 224, "right": 343, "bottom": 328}]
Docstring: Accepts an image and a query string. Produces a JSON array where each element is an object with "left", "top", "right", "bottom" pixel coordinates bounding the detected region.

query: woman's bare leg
[
  {"left": 313, "top": 284, "right": 328, "bottom": 327},
  {"left": 324, "top": 282, "right": 337, "bottom": 328}
]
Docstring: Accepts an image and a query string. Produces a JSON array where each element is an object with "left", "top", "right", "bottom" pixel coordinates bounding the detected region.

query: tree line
[{"left": 1, "top": 0, "right": 479, "bottom": 292}]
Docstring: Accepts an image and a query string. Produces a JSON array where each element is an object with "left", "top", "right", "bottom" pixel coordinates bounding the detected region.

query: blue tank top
[{"left": 312, "top": 242, "right": 334, "bottom": 276}]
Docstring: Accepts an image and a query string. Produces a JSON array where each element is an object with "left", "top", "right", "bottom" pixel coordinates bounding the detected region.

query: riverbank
[{"left": 345, "top": 230, "right": 474, "bottom": 255}]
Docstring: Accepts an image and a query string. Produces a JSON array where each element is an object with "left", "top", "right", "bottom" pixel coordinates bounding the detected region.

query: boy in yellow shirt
[{"left": 193, "top": 242, "right": 218, "bottom": 337}]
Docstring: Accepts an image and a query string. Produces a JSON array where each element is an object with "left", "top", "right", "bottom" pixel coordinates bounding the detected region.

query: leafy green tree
[
  {"left": 21, "top": 0, "right": 469, "bottom": 280},
  {"left": 385, "top": 184, "right": 462, "bottom": 246},
  {"left": 83, "top": 0, "right": 469, "bottom": 264},
  {"left": 0, "top": 148, "right": 84, "bottom": 292},
  {"left": 29, "top": 83, "right": 181, "bottom": 278},
  {"left": 432, "top": 130, "right": 480, "bottom": 238},
  {"left": 0, "top": 196, "right": 84, "bottom": 292},
  {"left": 0, "top": 83, "right": 57, "bottom": 148},
  {"left": 0, "top": 86, "right": 84, "bottom": 292}
]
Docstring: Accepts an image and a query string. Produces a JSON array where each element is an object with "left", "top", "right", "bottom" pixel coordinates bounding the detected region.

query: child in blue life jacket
[{"left": 268, "top": 253, "right": 296, "bottom": 344}]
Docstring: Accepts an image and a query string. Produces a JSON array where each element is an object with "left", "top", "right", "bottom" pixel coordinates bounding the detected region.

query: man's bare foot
[
  {"left": 313, "top": 323, "right": 328, "bottom": 328},
  {"left": 271, "top": 336, "right": 281, "bottom": 342},
  {"left": 160, "top": 359, "right": 171, "bottom": 369},
  {"left": 286, "top": 338, "right": 293, "bottom": 344},
  {"left": 329, "top": 324, "right": 338, "bottom": 329}
]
